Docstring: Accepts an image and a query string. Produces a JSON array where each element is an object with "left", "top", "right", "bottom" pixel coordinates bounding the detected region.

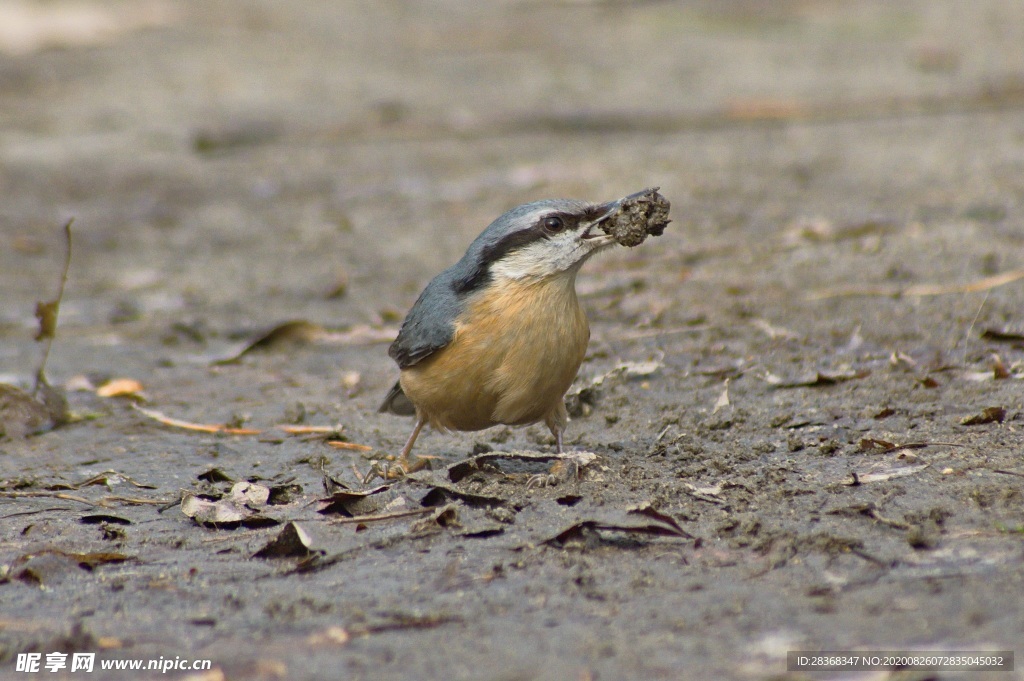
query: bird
[{"left": 378, "top": 191, "right": 651, "bottom": 475}]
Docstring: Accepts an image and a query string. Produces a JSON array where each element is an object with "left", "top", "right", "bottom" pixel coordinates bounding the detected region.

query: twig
[
  {"left": 326, "top": 440, "right": 374, "bottom": 452},
  {"left": 34, "top": 219, "right": 73, "bottom": 392},
  {"left": 132, "top": 404, "right": 261, "bottom": 435},
  {"left": 961, "top": 290, "right": 990, "bottom": 365},
  {"left": 808, "top": 269, "right": 1024, "bottom": 300},
  {"left": 102, "top": 495, "right": 174, "bottom": 506},
  {"left": 0, "top": 490, "right": 103, "bottom": 507}
]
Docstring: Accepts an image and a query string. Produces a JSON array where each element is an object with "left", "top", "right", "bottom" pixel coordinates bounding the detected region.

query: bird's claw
[
  {"left": 526, "top": 473, "right": 559, "bottom": 489},
  {"left": 361, "top": 457, "right": 430, "bottom": 484},
  {"left": 525, "top": 459, "right": 579, "bottom": 489}
]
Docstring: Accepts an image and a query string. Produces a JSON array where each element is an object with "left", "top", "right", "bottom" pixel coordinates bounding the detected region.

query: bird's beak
[
  {"left": 580, "top": 191, "right": 636, "bottom": 242},
  {"left": 590, "top": 187, "right": 654, "bottom": 225},
  {"left": 580, "top": 205, "right": 617, "bottom": 243},
  {"left": 591, "top": 199, "right": 621, "bottom": 225}
]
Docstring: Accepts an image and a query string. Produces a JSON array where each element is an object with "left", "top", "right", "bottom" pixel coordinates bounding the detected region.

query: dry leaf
[
  {"left": 210, "top": 320, "right": 326, "bottom": 365},
  {"left": 765, "top": 368, "right": 869, "bottom": 389},
  {"left": 316, "top": 484, "right": 395, "bottom": 516},
  {"left": 849, "top": 463, "right": 930, "bottom": 484},
  {"left": 253, "top": 522, "right": 314, "bottom": 559},
  {"left": 981, "top": 327, "right": 1024, "bottom": 344},
  {"left": 34, "top": 300, "right": 59, "bottom": 342},
  {"left": 991, "top": 355, "right": 1011, "bottom": 380},
  {"left": 180, "top": 491, "right": 278, "bottom": 529},
  {"left": 960, "top": 407, "right": 1006, "bottom": 426},
  {"left": 543, "top": 507, "right": 693, "bottom": 547},
  {"left": 96, "top": 378, "right": 145, "bottom": 398},
  {"left": 229, "top": 481, "right": 270, "bottom": 507},
  {"left": 713, "top": 380, "right": 730, "bottom": 413}
]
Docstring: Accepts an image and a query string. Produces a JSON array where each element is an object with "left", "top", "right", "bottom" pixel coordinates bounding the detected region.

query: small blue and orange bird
[{"left": 379, "top": 189, "right": 669, "bottom": 473}]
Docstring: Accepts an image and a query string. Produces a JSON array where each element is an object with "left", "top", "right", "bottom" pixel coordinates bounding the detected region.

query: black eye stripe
[
  {"left": 452, "top": 228, "right": 545, "bottom": 294},
  {"left": 451, "top": 210, "right": 586, "bottom": 295}
]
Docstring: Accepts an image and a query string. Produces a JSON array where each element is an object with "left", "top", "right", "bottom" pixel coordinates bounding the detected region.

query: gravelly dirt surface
[{"left": 2, "top": 1, "right": 1024, "bottom": 680}]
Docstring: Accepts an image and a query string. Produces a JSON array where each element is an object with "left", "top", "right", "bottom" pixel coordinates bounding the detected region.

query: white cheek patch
[
  {"left": 490, "top": 232, "right": 604, "bottom": 281},
  {"left": 490, "top": 240, "right": 565, "bottom": 280}
]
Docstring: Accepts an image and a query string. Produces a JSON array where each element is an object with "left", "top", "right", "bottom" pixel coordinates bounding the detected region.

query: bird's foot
[
  {"left": 525, "top": 458, "right": 579, "bottom": 489},
  {"left": 361, "top": 456, "right": 431, "bottom": 484}
]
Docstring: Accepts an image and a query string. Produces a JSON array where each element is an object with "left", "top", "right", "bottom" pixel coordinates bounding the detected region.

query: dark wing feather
[
  {"left": 378, "top": 380, "right": 416, "bottom": 415},
  {"left": 380, "top": 274, "right": 462, "bottom": 415},
  {"left": 387, "top": 273, "right": 462, "bottom": 370}
]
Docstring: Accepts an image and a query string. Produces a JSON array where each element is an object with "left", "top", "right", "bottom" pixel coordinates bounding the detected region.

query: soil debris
[{"left": 600, "top": 187, "right": 671, "bottom": 247}]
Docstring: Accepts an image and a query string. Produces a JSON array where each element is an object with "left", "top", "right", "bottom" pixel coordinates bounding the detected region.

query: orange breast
[{"left": 399, "top": 274, "right": 589, "bottom": 432}]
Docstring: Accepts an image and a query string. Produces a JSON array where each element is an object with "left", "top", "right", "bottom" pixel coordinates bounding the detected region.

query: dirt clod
[{"left": 601, "top": 187, "right": 671, "bottom": 247}]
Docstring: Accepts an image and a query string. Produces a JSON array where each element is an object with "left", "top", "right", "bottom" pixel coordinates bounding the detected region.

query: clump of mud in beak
[{"left": 600, "top": 187, "right": 671, "bottom": 247}]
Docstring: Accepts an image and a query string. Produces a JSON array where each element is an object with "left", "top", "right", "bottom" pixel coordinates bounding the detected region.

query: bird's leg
[
  {"left": 391, "top": 416, "right": 428, "bottom": 477},
  {"left": 527, "top": 423, "right": 571, "bottom": 489}
]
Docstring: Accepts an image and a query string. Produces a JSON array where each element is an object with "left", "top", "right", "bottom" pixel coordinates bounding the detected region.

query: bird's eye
[{"left": 543, "top": 216, "right": 565, "bottom": 233}]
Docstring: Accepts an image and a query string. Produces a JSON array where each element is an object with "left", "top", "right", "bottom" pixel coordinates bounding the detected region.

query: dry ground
[{"left": 2, "top": 1, "right": 1024, "bottom": 679}]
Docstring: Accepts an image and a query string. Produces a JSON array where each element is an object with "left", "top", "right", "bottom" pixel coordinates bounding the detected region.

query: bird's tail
[{"left": 378, "top": 380, "right": 416, "bottom": 416}]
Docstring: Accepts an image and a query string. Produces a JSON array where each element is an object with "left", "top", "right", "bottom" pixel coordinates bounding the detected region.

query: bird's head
[{"left": 452, "top": 197, "right": 622, "bottom": 292}]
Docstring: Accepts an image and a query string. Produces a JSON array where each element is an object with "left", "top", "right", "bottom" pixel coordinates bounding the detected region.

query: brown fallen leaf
[
  {"left": 253, "top": 521, "right": 315, "bottom": 559},
  {"left": 858, "top": 437, "right": 897, "bottom": 452},
  {"left": 133, "top": 404, "right": 262, "bottom": 435},
  {"left": 764, "top": 368, "right": 870, "bottom": 388},
  {"left": 180, "top": 491, "right": 278, "bottom": 529},
  {"left": 208, "top": 322, "right": 398, "bottom": 365},
  {"left": 543, "top": 506, "right": 693, "bottom": 547},
  {"left": 9, "top": 548, "right": 131, "bottom": 585},
  {"left": 960, "top": 407, "right": 1007, "bottom": 426},
  {"left": 991, "top": 355, "right": 1011, "bottom": 380},
  {"left": 626, "top": 502, "right": 695, "bottom": 539},
  {"left": 408, "top": 504, "right": 460, "bottom": 533},
  {"left": 412, "top": 475, "right": 511, "bottom": 509},
  {"left": 197, "top": 468, "right": 234, "bottom": 483},
  {"left": 981, "top": 326, "right": 1024, "bottom": 344},
  {"left": 209, "top": 320, "right": 326, "bottom": 365},
  {"left": 316, "top": 484, "right": 395, "bottom": 516},
  {"left": 858, "top": 438, "right": 964, "bottom": 453},
  {"left": 845, "top": 463, "right": 931, "bottom": 484},
  {"left": 712, "top": 380, "right": 730, "bottom": 413},
  {"left": 229, "top": 481, "right": 270, "bottom": 506}
]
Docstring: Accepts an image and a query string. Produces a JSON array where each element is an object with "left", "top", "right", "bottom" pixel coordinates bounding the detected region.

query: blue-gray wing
[
  {"left": 386, "top": 273, "right": 462, "bottom": 370},
  {"left": 380, "top": 263, "right": 477, "bottom": 415}
]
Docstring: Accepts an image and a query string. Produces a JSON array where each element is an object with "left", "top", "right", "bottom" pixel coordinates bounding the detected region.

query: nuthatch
[{"left": 379, "top": 190, "right": 668, "bottom": 473}]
